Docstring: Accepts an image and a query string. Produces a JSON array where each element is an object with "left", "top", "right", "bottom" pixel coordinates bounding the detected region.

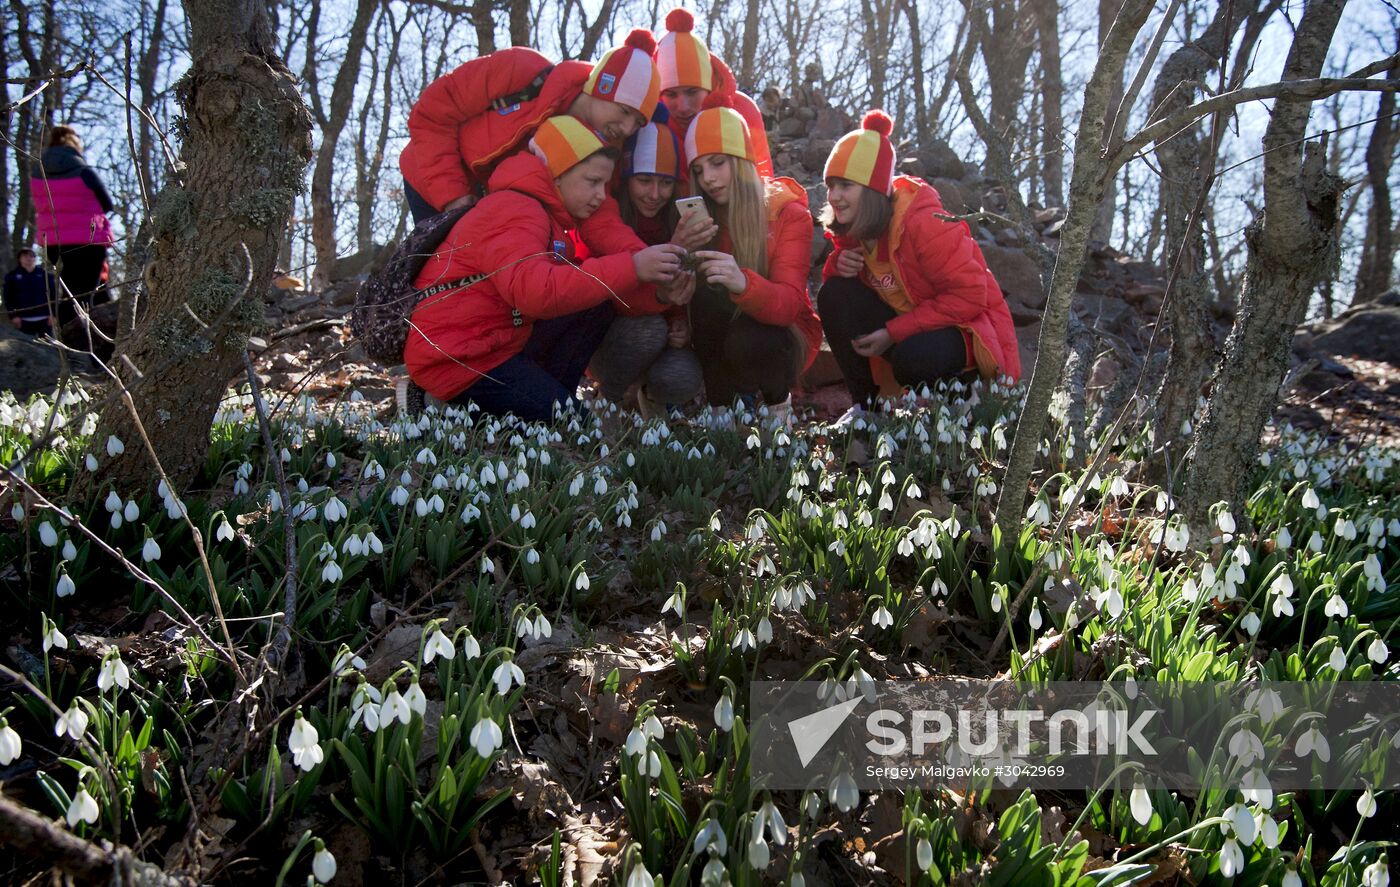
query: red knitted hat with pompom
[
  {"left": 584, "top": 29, "right": 662, "bottom": 121},
  {"left": 656, "top": 8, "right": 712, "bottom": 91},
  {"left": 824, "top": 109, "right": 898, "bottom": 194}
]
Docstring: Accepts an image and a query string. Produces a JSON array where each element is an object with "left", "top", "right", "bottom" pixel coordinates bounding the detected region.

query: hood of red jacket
[{"left": 487, "top": 152, "right": 574, "bottom": 228}]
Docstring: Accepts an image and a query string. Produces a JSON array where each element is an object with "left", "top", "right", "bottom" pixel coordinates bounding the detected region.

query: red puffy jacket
[
  {"left": 823, "top": 176, "right": 1021, "bottom": 381},
  {"left": 666, "top": 55, "right": 772, "bottom": 181},
  {"left": 721, "top": 177, "right": 821, "bottom": 369},
  {"left": 405, "top": 152, "right": 663, "bottom": 401}
]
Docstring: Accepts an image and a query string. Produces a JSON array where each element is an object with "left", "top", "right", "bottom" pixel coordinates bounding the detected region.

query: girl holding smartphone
[{"left": 683, "top": 100, "right": 821, "bottom": 420}]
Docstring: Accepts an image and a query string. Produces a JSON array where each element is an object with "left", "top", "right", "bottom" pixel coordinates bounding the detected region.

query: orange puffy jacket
[
  {"left": 667, "top": 55, "right": 773, "bottom": 181},
  {"left": 405, "top": 152, "right": 664, "bottom": 401},
  {"left": 823, "top": 175, "right": 1021, "bottom": 381},
  {"left": 720, "top": 177, "right": 821, "bottom": 370}
]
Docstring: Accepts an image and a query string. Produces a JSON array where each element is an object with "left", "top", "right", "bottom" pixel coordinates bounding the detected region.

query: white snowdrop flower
[
  {"left": 53, "top": 568, "right": 77, "bottom": 598},
  {"left": 1256, "top": 812, "right": 1280, "bottom": 849},
  {"left": 1029, "top": 606, "right": 1043, "bottom": 630},
  {"left": 333, "top": 649, "right": 367, "bottom": 674},
  {"left": 1241, "top": 768, "right": 1273, "bottom": 809},
  {"left": 104, "top": 490, "right": 122, "bottom": 513},
  {"left": 38, "top": 521, "right": 58, "bottom": 547},
  {"left": 1308, "top": 531, "right": 1324, "bottom": 552},
  {"left": 651, "top": 522, "right": 665, "bottom": 542},
  {"left": 84, "top": 454, "right": 98, "bottom": 472},
  {"left": 1283, "top": 866, "right": 1303, "bottom": 887},
  {"left": 1215, "top": 508, "right": 1236, "bottom": 538},
  {"left": 414, "top": 496, "right": 430, "bottom": 518},
  {"left": 1368, "top": 637, "right": 1389, "bottom": 664},
  {"left": 323, "top": 496, "right": 347, "bottom": 522},
  {"left": 66, "top": 786, "right": 100, "bottom": 827},
  {"left": 732, "top": 627, "right": 756, "bottom": 652},
  {"left": 106, "top": 435, "right": 124, "bottom": 457},
  {"left": 491, "top": 661, "right": 525, "bottom": 695},
  {"left": 828, "top": 770, "right": 859, "bottom": 812},
  {"left": 1217, "top": 838, "right": 1243, "bottom": 878},
  {"left": 1302, "top": 487, "right": 1320, "bottom": 509},
  {"left": 625, "top": 861, "right": 654, "bottom": 887},
  {"left": 364, "top": 531, "right": 384, "bottom": 554},
  {"left": 1329, "top": 645, "right": 1348, "bottom": 672},
  {"left": 533, "top": 613, "right": 552, "bottom": 639},
  {"left": 746, "top": 517, "right": 767, "bottom": 542},
  {"left": 1109, "top": 475, "right": 1130, "bottom": 497},
  {"left": 520, "top": 509, "right": 537, "bottom": 529},
  {"left": 828, "top": 539, "right": 846, "bottom": 557},
  {"left": 96, "top": 647, "right": 130, "bottom": 692},
  {"left": 663, "top": 589, "right": 685, "bottom": 617},
  {"left": 878, "top": 490, "right": 894, "bottom": 511},
  {"left": 1336, "top": 517, "right": 1357, "bottom": 540},
  {"left": 625, "top": 727, "right": 648, "bottom": 758},
  {"left": 575, "top": 570, "right": 590, "bottom": 590},
  {"left": 1275, "top": 526, "right": 1292, "bottom": 549},
  {"left": 381, "top": 689, "right": 413, "bottom": 725},
  {"left": 389, "top": 486, "right": 409, "bottom": 508},
  {"left": 54, "top": 701, "right": 89, "bottom": 741},
  {"left": 313, "top": 846, "right": 337, "bottom": 883},
  {"left": 321, "top": 560, "right": 343, "bottom": 584},
  {"left": 423, "top": 629, "right": 455, "bottom": 664},
  {"left": 1224, "top": 802, "right": 1256, "bottom": 844},
  {"left": 470, "top": 718, "right": 503, "bottom": 757},
  {"left": 1295, "top": 723, "right": 1330, "bottom": 761},
  {"left": 756, "top": 616, "right": 773, "bottom": 644},
  {"left": 1357, "top": 790, "right": 1378, "bottom": 818},
  {"left": 1228, "top": 729, "right": 1265, "bottom": 766},
  {"left": 0, "top": 721, "right": 21, "bottom": 765},
  {"left": 140, "top": 537, "right": 162, "bottom": 562},
  {"left": 1362, "top": 858, "right": 1389, "bottom": 887},
  {"left": 714, "top": 694, "right": 735, "bottom": 732},
  {"left": 1026, "top": 499, "right": 1051, "bottom": 527},
  {"left": 1241, "top": 612, "right": 1261, "bottom": 636},
  {"left": 288, "top": 714, "right": 324, "bottom": 771},
  {"left": 404, "top": 682, "right": 427, "bottom": 716},
  {"left": 593, "top": 475, "right": 607, "bottom": 495},
  {"left": 43, "top": 622, "right": 68, "bottom": 652},
  {"left": 216, "top": 519, "right": 235, "bottom": 542},
  {"left": 871, "top": 606, "right": 894, "bottom": 629},
  {"left": 1129, "top": 781, "right": 1151, "bottom": 825},
  {"left": 1324, "top": 594, "right": 1348, "bottom": 618},
  {"left": 415, "top": 447, "right": 437, "bottom": 465},
  {"left": 461, "top": 632, "right": 481, "bottom": 659},
  {"left": 123, "top": 500, "right": 139, "bottom": 522}
]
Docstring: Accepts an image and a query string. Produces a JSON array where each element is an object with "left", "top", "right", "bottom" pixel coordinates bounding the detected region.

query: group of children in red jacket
[{"left": 402, "top": 8, "right": 1021, "bottom": 424}]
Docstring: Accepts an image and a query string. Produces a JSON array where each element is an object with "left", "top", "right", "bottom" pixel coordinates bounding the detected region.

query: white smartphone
[{"left": 675, "top": 196, "right": 711, "bottom": 223}]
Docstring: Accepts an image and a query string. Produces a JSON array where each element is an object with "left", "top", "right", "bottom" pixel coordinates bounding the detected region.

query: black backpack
[{"left": 350, "top": 206, "right": 484, "bottom": 365}]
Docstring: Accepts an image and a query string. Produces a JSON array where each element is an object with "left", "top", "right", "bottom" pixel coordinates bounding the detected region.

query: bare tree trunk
[
  {"left": 859, "top": 0, "right": 896, "bottom": 108},
  {"left": 1354, "top": 44, "right": 1400, "bottom": 303},
  {"left": 900, "top": 0, "right": 930, "bottom": 146},
  {"left": 577, "top": 0, "right": 621, "bottom": 60},
  {"left": 0, "top": 27, "right": 11, "bottom": 254},
  {"left": 995, "top": 0, "right": 1156, "bottom": 541},
  {"left": 982, "top": 0, "right": 1036, "bottom": 142},
  {"left": 355, "top": 6, "right": 402, "bottom": 254},
  {"left": 1148, "top": 3, "right": 1239, "bottom": 459},
  {"left": 738, "top": 0, "right": 762, "bottom": 89},
  {"left": 509, "top": 0, "right": 532, "bottom": 47},
  {"left": 471, "top": 0, "right": 497, "bottom": 53},
  {"left": 88, "top": 0, "right": 312, "bottom": 494},
  {"left": 308, "top": 0, "right": 377, "bottom": 290},
  {"left": 1183, "top": 0, "right": 1348, "bottom": 528},
  {"left": 1035, "top": 0, "right": 1064, "bottom": 207},
  {"left": 9, "top": 0, "right": 62, "bottom": 254},
  {"left": 1089, "top": 0, "right": 1124, "bottom": 243},
  {"left": 137, "top": 0, "right": 170, "bottom": 198}
]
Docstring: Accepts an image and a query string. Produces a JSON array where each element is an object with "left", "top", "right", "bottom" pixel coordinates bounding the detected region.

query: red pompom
[
  {"left": 862, "top": 110, "right": 894, "bottom": 137},
  {"left": 624, "top": 28, "right": 657, "bottom": 54},
  {"left": 665, "top": 8, "right": 696, "bottom": 33}
]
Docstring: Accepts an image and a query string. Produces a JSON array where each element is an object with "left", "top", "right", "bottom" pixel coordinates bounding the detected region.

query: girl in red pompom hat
[
  {"left": 818, "top": 111, "right": 1022, "bottom": 412},
  {"left": 654, "top": 7, "right": 773, "bottom": 180}
]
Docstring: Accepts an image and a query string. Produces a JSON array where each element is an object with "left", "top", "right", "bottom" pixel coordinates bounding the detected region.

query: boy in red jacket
[
  {"left": 405, "top": 116, "right": 686, "bottom": 422},
  {"left": 400, "top": 30, "right": 662, "bottom": 227}
]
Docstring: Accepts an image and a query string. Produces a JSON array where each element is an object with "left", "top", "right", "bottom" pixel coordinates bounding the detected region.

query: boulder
[
  {"left": 1074, "top": 293, "right": 1134, "bottom": 332},
  {"left": 810, "top": 108, "right": 852, "bottom": 141},
  {"left": 915, "top": 140, "right": 965, "bottom": 180},
  {"left": 60, "top": 300, "right": 120, "bottom": 364},
  {"left": 929, "top": 178, "right": 969, "bottom": 217},
  {"left": 1312, "top": 304, "right": 1400, "bottom": 368},
  {"left": 0, "top": 324, "right": 100, "bottom": 399},
  {"left": 801, "top": 138, "right": 837, "bottom": 173},
  {"left": 778, "top": 117, "right": 807, "bottom": 138},
  {"left": 981, "top": 244, "right": 1045, "bottom": 309},
  {"left": 331, "top": 242, "right": 387, "bottom": 281}
]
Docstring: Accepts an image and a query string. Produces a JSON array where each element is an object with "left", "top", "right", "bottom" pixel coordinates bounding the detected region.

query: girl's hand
[
  {"left": 671, "top": 211, "right": 718, "bottom": 251},
  {"left": 852, "top": 328, "right": 893, "bottom": 357},
  {"left": 633, "top": 243, "right": 685, "bottom": 283},
  {"left": 666, "top": 314, "right": 690, "bottom": 348},
  {"left": 692, "top": 249, "right": 747, "bottom": 294},
  {"left": 657, "top": 270, "right": 696, "bottom": 307},
  {"left": 834, "top": 248, "right": 864, "bottom": 277}
]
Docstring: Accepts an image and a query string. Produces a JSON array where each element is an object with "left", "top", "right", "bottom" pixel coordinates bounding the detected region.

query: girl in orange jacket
[
  {"left": 683, "top": 102, "right": 822, "bottom": 413},
  {"left": 819, "top": 112, "right": 1022, "bottom": 406}
]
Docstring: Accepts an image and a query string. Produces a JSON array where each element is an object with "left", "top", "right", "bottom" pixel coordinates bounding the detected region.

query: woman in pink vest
[{"left": 31, "top": 125, "right": 115, "bottom": 329}]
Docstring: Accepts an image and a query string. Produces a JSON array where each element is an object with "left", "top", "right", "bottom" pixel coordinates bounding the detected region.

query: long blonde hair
[{"left": 702, "top": 155, "right": 768, "bottom": 277}]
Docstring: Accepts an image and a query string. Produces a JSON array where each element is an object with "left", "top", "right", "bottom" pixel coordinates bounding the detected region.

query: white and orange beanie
[
  {"left": 683, "top": 97, "right": 754, "bottom": 165},
  {"left": 824, "top": 110, "right": 898, "bottom": 195},
  {"left": 655, "top": 8, "right": 713, "bottom": 91},
  {"left": 529, "top": 116, "right": 608, "bottom": 178},
  {"left": 584, "top": 29, "right": 662, "bottom": 120}
]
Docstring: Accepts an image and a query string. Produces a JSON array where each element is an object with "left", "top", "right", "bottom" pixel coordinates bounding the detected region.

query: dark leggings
[
  {"left": 689, "top": 282, "right": 800, "bottom": 406},
  {"left": 818, "top": 276, "right": 968, "bottom": 404}
]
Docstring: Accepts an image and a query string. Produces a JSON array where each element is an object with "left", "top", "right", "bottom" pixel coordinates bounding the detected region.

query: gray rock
[
  {"left": 917, "top": 141, "right": 965, "bottom": 180},
  {"left": 1312, "top": 304, "right": 1400, "bottom": 367},
  {"left": 1074, "top": 293, "right": 1134, "bottom": 332},
  {"left": 0, "top": 324, "right": 100, "bottom": 400},
  {"left": 930, "top": 178, "right": 970, "bottom": 217},
  {"left": 801, "top": 138, "right": 837, "bottom": 173},
  {"left": 778, "top": 117, "right": 807, "bottom": 138},
  {"left": 810, "top": 108, "right": 852, "bottom": 141},
  {"left": 981, "top": 244, "right": 1045, "bottom": 309}
]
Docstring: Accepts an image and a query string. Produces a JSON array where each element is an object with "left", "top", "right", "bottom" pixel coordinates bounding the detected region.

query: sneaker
[
  {"left": 768, "top": 394, "right": 793, "bottom": 428},
  {"left": 637, "top": 386, "right": 662, "bottom": 421},
  {"left": 830, "top": 404, "right": 867, "bottom": 431},
  {"left": 395, "top": 377, "right": 426, "bottom": 418}
]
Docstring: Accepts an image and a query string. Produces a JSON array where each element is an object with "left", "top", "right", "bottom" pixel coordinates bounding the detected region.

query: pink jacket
[{"left": 31, "top": 146, "right": 115, "bottom": 248}]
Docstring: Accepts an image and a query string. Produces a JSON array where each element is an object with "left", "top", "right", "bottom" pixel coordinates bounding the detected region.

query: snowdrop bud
[
  {"left": 313, "top": 846, "right": 337, "bottom": 883},
  {"left": 56, "top": 572, "right": 76, "bottom": 597},
  {"left": 106, "top": 435, "right": 124, "bottom": 457}
]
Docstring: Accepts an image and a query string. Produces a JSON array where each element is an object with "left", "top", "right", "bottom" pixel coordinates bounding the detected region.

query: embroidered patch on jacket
[
  {"left": 551, "top": 239, "right": 569, "bottom": 263},
  {"left": 598, "top": 73, "right": 616, "bottom": 95},
  {"left": 497, "top": 103, "right": 521, "bottom": 115}
]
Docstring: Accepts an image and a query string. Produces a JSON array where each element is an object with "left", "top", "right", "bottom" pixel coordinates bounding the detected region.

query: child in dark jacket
[
  {"left": 3, "top": 248, "right": 58, "bottom": 336},
  {"left": 404, "top": 116, "right": 686, "bottom": 422}
]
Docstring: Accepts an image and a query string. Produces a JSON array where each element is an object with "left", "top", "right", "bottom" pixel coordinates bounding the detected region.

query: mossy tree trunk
[
  {"left": 1182, "top": 0, "right": 1347, "bottom": 529},
  {"left": 89, "top": 0, "right": 311, "bottom": 495}
]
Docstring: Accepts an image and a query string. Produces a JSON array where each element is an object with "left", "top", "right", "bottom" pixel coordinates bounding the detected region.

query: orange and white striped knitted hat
[
  {"left": 683, "top": 99, "right": 753, "bottom": 165},
  {"left": 824, "top": 110, "right": 898, "bottom": 195},
  {"left": 623, "top": 123, "right": 682, "bottom": 179},
  {"left": 529, "top": 116, "right": 607, "bottom": 178},
  {"left": 655, "top": 9, "right": 713, "bottom": 91},
  {"left": 584, "top": 29, "right": 662, "bottom": 121}
]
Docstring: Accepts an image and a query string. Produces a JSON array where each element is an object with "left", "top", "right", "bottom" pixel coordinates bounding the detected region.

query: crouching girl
[
  {"left": 405, "top": 116, "right": 684, "bottom": 422},
  {"left": 818, "top": 111, "right": 1021, "bottom": 408},
  {"left": 684, "top": 101, "right": 822, "bottom": 418},
  {"left": 589, "top": 122, "right": 714, "bottom": 414}
]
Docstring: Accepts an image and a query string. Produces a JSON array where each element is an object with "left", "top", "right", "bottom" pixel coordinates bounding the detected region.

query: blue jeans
[{"left": 451, "top": 302, "right": 615, "bottom": 422}]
